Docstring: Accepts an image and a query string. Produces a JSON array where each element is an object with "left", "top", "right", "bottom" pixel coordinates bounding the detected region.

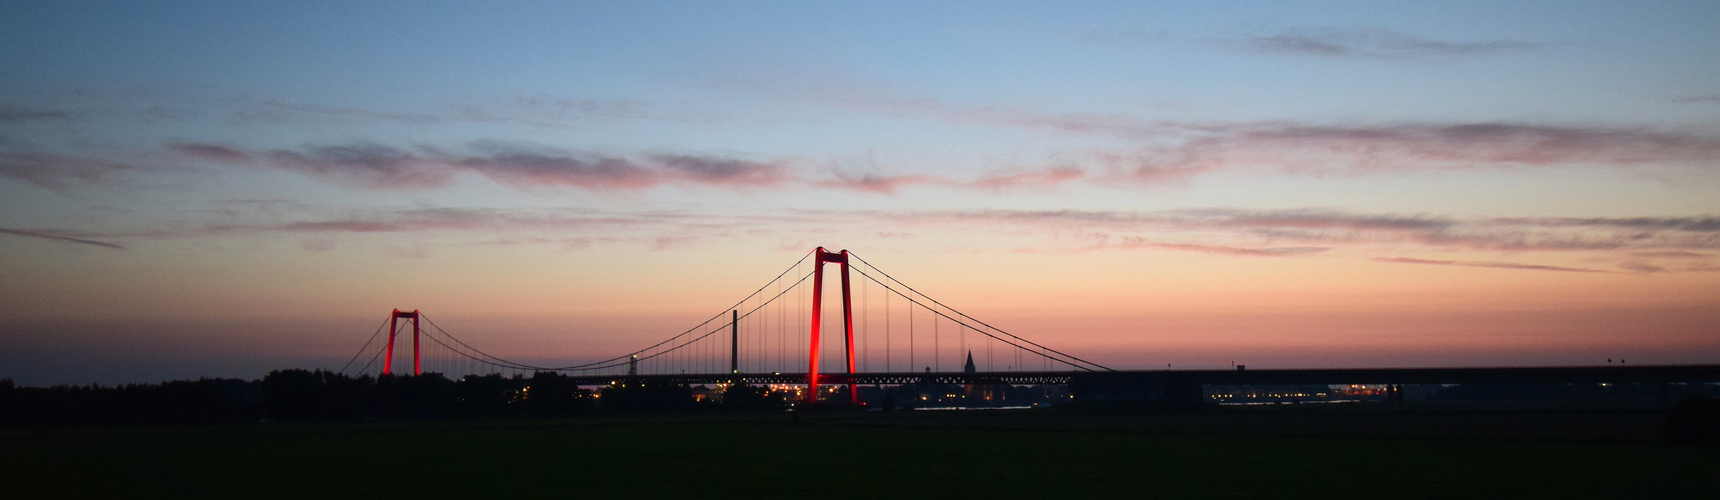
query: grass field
[{"left": 3, "top": 411, "right": 1715, "bottom": 499}]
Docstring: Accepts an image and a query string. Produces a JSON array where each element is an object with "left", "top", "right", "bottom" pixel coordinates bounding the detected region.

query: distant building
[{"left": 962, "top": 351, "right": 1001, "bottom": 404}]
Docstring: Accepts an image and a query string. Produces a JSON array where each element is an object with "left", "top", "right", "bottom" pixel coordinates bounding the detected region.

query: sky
[{"left": 2, "top": 1, "right": 1718, "bottom": 385}]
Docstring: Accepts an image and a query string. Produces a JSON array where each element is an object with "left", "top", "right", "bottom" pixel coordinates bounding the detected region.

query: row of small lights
[{"left": 1209, "top": 393, "right": 1327, "bottom": 399}]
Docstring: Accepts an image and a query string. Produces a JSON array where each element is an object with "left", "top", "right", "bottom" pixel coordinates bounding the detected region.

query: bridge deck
[{"left": 558, "top": 364, "right": 1720, "bottom": 387}]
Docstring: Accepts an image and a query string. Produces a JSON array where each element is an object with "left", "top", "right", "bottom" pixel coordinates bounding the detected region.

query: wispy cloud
[
  {"left": 29, "top": 204, "right": 1720, "bottom": 272},
  {"left": 120, "top": 90, "right": 1720, "bottom": 196},
  {"left": 1114, "top": 163, "right": 1211, "bottom": 183},
  {"left": 486, "top": 95, "right": 735, "bottom": 127},
  {"left": 1114, "top": 123, "right": 1720, "bottom": 181},
  {"left": 862, "top": 208, "right": 1720, "bottom": 266},
  {"left": 971, "top": 167, "right": 1085, "bottom": 190},
  {"left": 1121, "top": 239, "right": 1330, "bottom": 257},
  {"left": 1373, "top": 257, "right": 1609, "bottom": 273},
  {"left": 1188, "top": 209, "right": 1454, "bottom": 232},
  {"left": 265, "top": 142, "right": 453, "bottom": 189},
  {"left": 233, "top": 100, "right": 440, "bottom": 125},
  {"left": 108, "top": 206, "right": 751, "bottom": 253},
  {"left": 814, "top": 166, "right": 1086, "bottom": 194},
  {"left": 0, "top": 105, "right": 72, "bottom": 122},
  {"left": 649, "top": 154, "right": 790, "bottom": 186},
  {"left": 815, "top": 173, "right": 947, "bottom": 194},
  {"left": 454, "top": 150, "right": 657, "bottom": 190},
  {"left": 0, "top": 149, "right": 131, "bottom": 191},
  {"left": 1234, "top": 28, "right": 1541, "bottom": 61},
  {"left": 1493, "top": 216, "right": 1720, "bottom": 233},
  {"left": 1670, "top": 94, "right": 1720, "bottom": 104},
  {"left": 0, "top": 228, "right": 126, "bottom": 249},
  {"left": 804, "top": 92, "right": 1178, "bottom": 139},
  {"left": 172, "top": 141, "right": 791, "bottom": 191},
  {"left": 168, "top": 143, "right": 251, "bottom": 163},
  {"left": 763, "top": 82, "right": 1719, "bottom": 180},
  {"left": 119, "top": 207, "right": 669, "bottom": 240},
  {"left": 881, "top": 208, "right": 1453, "bottom": 233},
  {"left": 176, "top": 140, "right": 1093, "bottom": 194}
]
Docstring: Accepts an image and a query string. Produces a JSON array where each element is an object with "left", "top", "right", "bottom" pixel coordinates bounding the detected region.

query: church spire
[{"left": 964, "top": 351, "right": 976, "bottom": 374}]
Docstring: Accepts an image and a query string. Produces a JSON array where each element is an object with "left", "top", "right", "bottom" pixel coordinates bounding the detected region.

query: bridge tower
[
  {"left": 807, "top": 247, "right": 859, "bottom": 404},
  {"left": 383, "top": 309, "right": 422, "bottom": 376}
]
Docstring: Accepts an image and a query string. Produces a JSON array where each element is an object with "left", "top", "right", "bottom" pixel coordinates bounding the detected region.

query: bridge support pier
[{"left": 807, "top": 247, "right": 858, "bottom": 405}]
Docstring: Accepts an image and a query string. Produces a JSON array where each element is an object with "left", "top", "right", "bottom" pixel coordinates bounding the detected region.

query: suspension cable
[
  {"left": 338, "top": 314, "right": 394, "bottom": 375},
  {"left": 849, "top": 265, "right": 1105, "bottom": 371},
  {"left": 848, "top": 252, "right": 1112, "bottom": 371},
  {"left": 416, "top": 251, "right": 816, "bottom": 372},
  {"left": 354, "top": 321, "right": 408, "bottom": 376},
  {"left": 419, "top": 268, "right": 817, "bottom": 373}
]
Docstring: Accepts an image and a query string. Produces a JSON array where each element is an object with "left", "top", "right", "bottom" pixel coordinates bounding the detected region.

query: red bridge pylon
[
  {"left": 808, "top": 247, "right": 858, "bottom": 404},
  {"left": 384, "top": 309, "right": 421, "bottom": 376}
]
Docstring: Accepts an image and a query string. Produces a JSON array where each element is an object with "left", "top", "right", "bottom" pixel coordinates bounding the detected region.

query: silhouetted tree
[
  {"left": 722, "top": 383, "right": 771, "bottom": 411},
  {"left": 600, "top": 381, "right": 693, "bottom": 413},
  {"left": 453, "top": 373, "right": 520, "bottom": 418},
  {"left": 524, "top": 371, "right": 595, "bottom": 416}
]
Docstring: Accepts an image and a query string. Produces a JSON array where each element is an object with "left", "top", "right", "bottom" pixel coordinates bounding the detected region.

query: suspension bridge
[
  {"left": 336, "top": 247, "right": 1720, "bottom": 406},
  {"left": 337, "top": 247, "right": 1108, "bottom": 404}
]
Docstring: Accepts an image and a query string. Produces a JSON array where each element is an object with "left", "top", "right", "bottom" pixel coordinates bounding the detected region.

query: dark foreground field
[{"left": 3, "top": 409, "right": 1715, "bottom": 499}]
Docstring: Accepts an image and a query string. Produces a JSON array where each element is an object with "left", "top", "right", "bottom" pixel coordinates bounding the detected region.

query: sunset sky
[{"left": 3, "top": 1, "right": 1718, "bottom": 385}]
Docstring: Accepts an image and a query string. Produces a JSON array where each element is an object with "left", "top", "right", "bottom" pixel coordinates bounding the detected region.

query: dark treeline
[
  {"left": 0, "top": 377, "right": 261, "bottom": 426},
  {"left": 0, "top": 370, "right": 803, "bottom": 427}
]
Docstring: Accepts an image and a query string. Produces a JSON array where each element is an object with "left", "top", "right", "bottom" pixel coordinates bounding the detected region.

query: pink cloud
[
  {"left": 1122, "top": 239, "right": 1331, "bottom": 257},
  {"left": 651, "top": 154, "right": 790, "bottom": 186},
  {"left": 853, "top": 208, "right": 1720, "bottom": 271},
  {"left": 168, "top": 142, "right": 252, "bottom": 162},
  {"left": 816, "top": 173, "right": 946, "bottom": 194},
  {"left": 780, "top": 83, "right": 1720, "bottom": 179},
  {"left": 169, "top": 140, "right": 1111, "bottom": 194},
  {"left": 1221, "top": 123, "right": 1720, "bottom": 168},
  {"left": 177, "top": 141, "right": 800, "bottom": 192},
  {"left": 1373, "top": 257, "right": 1610, "bottom": 273},
  {"left": 266, "top": 143, "right": 453, "bottom": 189},
  {"left": 0, "top": 150, "right": 131, "bottom": 191},
  {"left": 280, "top": 221, "right": 404, "bottom": 233},
  {"left": 457, "top": 153, "right": 659, "bottom": 189},
  {"left": 970, "top": 167, "right": 1085, "bottom": 189},
  {"left": 0, "top": 228, "right": 126, "bottom": 250}
]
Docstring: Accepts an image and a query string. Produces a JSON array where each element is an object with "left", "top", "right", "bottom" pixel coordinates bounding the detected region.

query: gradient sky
[{"left": 3, "top": 1, "right": 1718, "bottom": 385}]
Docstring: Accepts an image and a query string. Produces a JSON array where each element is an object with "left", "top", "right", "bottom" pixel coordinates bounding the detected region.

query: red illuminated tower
[
  {"left": 807, "top": 247, "right": 858, "bottom": 404},
  {"left": 383, "top": 309, "right": 422, "bottom": 376}
]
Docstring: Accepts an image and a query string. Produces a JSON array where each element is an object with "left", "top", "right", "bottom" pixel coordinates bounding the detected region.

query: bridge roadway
[
  {"left": 560, "top": 364, "right": 1720, "bottom": 390},
  {"left": 561, "top": 371, "right": 1077, "bottom": 387}
]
